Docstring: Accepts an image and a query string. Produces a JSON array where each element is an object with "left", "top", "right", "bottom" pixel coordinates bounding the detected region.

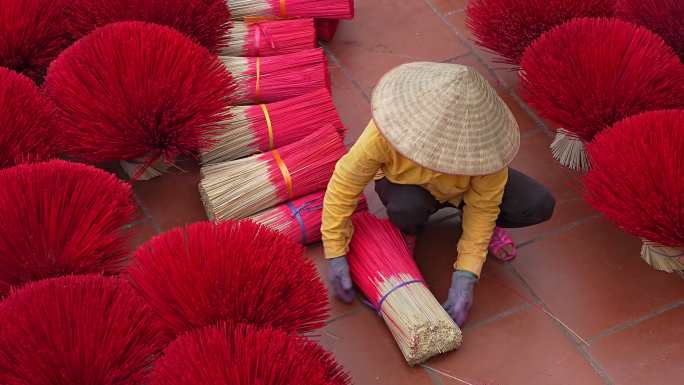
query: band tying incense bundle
[
  {"left": 227, "top": 0, "right": 354, "bottom": 19},
  {"left": 223, "top": 19, "right": 317, "bottom": 56},
  {"left": 348, "top": 212, "right": 462, "bottom": 365},
  {"left": 44, "top": 22, "right": 235, "bottom": 180},
  {"left": 0, "top": 275, "right": 166, "bottom": 385},
  {"left": 127, "top": 221, "right": 329, "bottom": 337},
  {"left": 201, "top": 88, "right": 344, "bottom": 164},
  {"left": 0, "top": 160, "right": 136, "bottom": 297},
  {"left": 199, "top": 124, "right": 345, "bottom": 220},
  {"left": 221, "top": 48, "right": 329, "bottom": 104},
  {"left": 584, "top": 110, "right": 684, "bottom": 272},
  {"left": 0, "top": 68, "right": 60, "bottom": 169},
  {"left": 520, "top": 18, "right": 684, "bottom": 171},
  {"left": 249, "top": 191, "right": 368, "bottom": 245},
  {"left": 149, "top": 322, "right": 350, "bottom": 385}
]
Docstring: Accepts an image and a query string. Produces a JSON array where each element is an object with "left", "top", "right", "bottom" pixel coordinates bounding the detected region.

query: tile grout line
[
  {"left": 577, "top": 345, "right": 616, "bottom": 385},
  {"left": 132, "top": 191, "right": 161, "bottom": 234},
  {"left": 422, "top": 365, "right": 482, "bottom": 385},
  {"left": 424, "top": 365, "right": 446, "bottom": 385},
  {"left": 516, "top": 214, "right": 601, "bottom": 250},
  {"left": 322, "top": 44, "right": 371, "bottom": 101},
  {"left": 586, "top": 298, "right": 684, "bottom": 345}
]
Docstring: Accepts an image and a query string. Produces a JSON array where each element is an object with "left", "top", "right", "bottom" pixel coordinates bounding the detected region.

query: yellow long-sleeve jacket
[{"left": 321, "top": 120, "right": 508, "bottom": 277}]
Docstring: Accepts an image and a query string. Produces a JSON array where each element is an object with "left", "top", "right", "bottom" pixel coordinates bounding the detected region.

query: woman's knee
[{"left": 386, "top": 200, "right": 432, "bottom": 234}]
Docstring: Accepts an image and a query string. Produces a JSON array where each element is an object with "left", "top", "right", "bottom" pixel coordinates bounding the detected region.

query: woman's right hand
[{"left": 328, "top": 256, "right": 355, "bottom": 303}]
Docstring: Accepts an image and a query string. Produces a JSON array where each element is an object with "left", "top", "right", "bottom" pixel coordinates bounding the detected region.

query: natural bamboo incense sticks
[{"left": 222, "top": 19, "right": 317, "bottom": 56}]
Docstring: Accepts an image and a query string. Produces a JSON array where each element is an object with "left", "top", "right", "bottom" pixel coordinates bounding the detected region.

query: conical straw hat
[{"left": 371, "top": 62, "right": 520, "bottom": 176}]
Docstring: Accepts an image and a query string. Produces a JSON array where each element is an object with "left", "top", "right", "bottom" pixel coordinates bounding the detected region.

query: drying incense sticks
[
  {"left": 227, "top": 0, "right": 354, "bottom": 20},
  {"left": 220, "top": 48, "right": 330, "bottom": 104},
  {"left": 200, "top": 88, "right": 344, "bottom": 164},
  {"left": 248, "top": 191, "right": 367, "bottom": 245},
  {"left": 222, "top": 19, "right": 317, "bottom": 56},
  {"left": 348, "top": 212, "right": 462, "bottom": 365},
  {"left": 199, "top": 124, "right": 345, "bottom": 220}
]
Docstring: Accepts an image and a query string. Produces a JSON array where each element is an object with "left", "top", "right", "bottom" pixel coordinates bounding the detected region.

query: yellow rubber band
[
  {"left": 279, "top": 0, "right": 287, "bottom": 18},
  {"left": 255, "top": 57, "right": 261, "bottom": 102},
  {"left": 271, "top": 149, "right": 293, "bottom": 199},
  {"left": 260, "top": 104, "right": 274, "bottom": 150}
]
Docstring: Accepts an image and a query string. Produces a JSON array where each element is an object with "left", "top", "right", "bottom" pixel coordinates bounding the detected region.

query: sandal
[{"left": 488, "top": 227, "right": 517, "bottom": 262}]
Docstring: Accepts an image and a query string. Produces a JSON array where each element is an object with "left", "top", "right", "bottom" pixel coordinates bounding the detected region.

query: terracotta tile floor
[{"left": 125, "top": 1, "right": 684, "bottom": 384}]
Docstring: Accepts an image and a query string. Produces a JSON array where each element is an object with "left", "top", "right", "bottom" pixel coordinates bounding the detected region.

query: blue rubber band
[
  {"left": 286, "top": 202, "right": 308, "bottom": 244},
  {"left": 367, "top": 279, "right": 425, "bottom": 314}
]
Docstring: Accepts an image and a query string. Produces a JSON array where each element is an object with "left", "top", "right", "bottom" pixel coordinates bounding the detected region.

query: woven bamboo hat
[{"left": 371, "top": 62, "right": 520, "bottom": 175}]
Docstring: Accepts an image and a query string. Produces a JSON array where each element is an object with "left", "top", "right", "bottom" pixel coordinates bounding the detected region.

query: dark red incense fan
[
  {"left": 616, "top": 0, "right": 683, "bottom": 61},
  {"left": 0, "top": 275, "right": 166, "bottom": 385},
  {"left": 584, "top": 109, "right": 684, "bottom": 272},
  {"left": 520, "top": 17, "right": 684, "bottom": 171},
  {"left": 149, "top": 321, "right": 350, "bottom": 385},
  {"left": 0, "top": 160, "right": 136, "bottom": 297},
  {"left": 127, "top": 220, "right": 329, "bottom": 337}
]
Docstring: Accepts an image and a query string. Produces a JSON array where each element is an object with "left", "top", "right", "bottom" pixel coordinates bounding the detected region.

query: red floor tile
[
  {"left": 430, "top": 0, "right": 468, "bottom": 14},
  {"left": 132, "top": 162, "right": 207, "bottom": 232},
  {"left": 506, "top": 132, "right": 596, "bottom": 244},
  {"left": 513, "top": 217, "right": 684, "bottom": 341},
  {"left": 428, "top": 308, "right": 606, "bottom": 385},
  {"left": 128, "top": 220, "right": 158, "bottom": 253},
  {"left": 588, "top": 305, "right": 684, "bottom": 385},
  {"left": 328, "top": 64, "right": 372, "bottom": 146},
  {"left": 316, "top": 308, "right": 437, "bottom": 385},
  {"left": 328, "top": 0, "right": 470, "bottom": 93},
  {"left": 414, "top": 219, "right": 534, "bottom": 326}
]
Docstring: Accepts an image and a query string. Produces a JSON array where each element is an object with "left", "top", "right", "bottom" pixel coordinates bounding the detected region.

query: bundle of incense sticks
[
  {"left": 220, "top": 48, "right": 329, "bottom": 104},
  {"left": 199, "top": 124, "right": 345, "bottom": 220},
  {"left": 348, "top": 212, "right": 462, "bottom": 365},
  {"left": 200, "top": 88, "right": 344, "bottom": 164},
  {"left": 315, "top": 19, "right": 340, "bottom": 41},
  {"left": 222, "top": 19, "right": 317, "bottom": 56},
  {"left": 227, "top": 0, "right": 354, "bottom": 20},
  {"left": 248, "top": 191, "right": 368, "bottom": 245}
]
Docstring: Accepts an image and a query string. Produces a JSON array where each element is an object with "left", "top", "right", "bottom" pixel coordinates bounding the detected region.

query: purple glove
[
  {"left": 442, "top": 270, "right": 478, "bottom": 327},
  {"left": 328, "top": 256, "right": 355, "bottom": 303}
]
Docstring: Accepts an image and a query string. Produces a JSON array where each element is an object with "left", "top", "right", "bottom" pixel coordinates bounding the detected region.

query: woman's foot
[{"left": 488, "top": 227, "right": 516, "bottom": 261}]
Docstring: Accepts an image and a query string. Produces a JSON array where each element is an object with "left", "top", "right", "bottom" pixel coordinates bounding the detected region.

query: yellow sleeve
[
  {"left": 455, "top": 168, "right": 508, "bottom": 277},
  {"left": 322, "top": 121, "right": 387, "bottom": 258}
]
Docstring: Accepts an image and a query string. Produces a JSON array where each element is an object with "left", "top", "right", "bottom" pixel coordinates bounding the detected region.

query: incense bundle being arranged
[
  {"left": 220, "top": 48, "right": 329, "bottom": 104},
  {"left": 227, "top": 0, "right": 354, "bottom": 20},
  {"left": 222, "top": 19, "right": 317, "bottom": 56},
  {"left": 44, "top": 22, "right": 235, "bottom": 179},
  {"left": 348, "top": 212, "right": 462, "bottom": 365},
  {"left": 0, "top": 160, "right": 136, "bottom": 297},
  {"left": 149, "top": 321, "right": 351, "bottom": 385},
  {"left": 0, "top": 68, "right": 60, "bottom": 169},
  {"left": 199, "top": 124, "right": 345, "bottom": 220},
  {"left": 0, "top": 275, "right": 166, "bottom": 385},
  {"left": 127, "top": 221, "right": 329, "bottom": 337},
  {"left": 520, "top": 18, "right": 684, "bottom": 171},
  {"left": 201, "top": 88, "right": 344, "bottom": 164},
  {"left": 584, "top": 109, "right": 684, "bottom": 272},
  {"left": 248, "top": 191, "right": 368, "bottom": 245}
]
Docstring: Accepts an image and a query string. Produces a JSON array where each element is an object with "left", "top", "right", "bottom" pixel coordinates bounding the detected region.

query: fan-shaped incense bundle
[
  {"left": 201, "top": 88, "right": 344, "bottom": 163},
  {"left": 220, "top": 48, "right": 329, "bottom": 104},
  {"left": 616, "top": 0, "right": 683, "bottom": 62},
  {"left": 466, "top": 0, "right": 615, "bottom": 65},
  {"left": 227, "top": 0, "right": 354, "bottom": 19},
  {"left": 128, "top": 220, "right": 329, "bottom": 336},
  {"left": 347, "top": 212, "right": 462, "bottom": 365},
  {"left": 248, "top": 191, "right": 367, "bottom": 245},
  {"left": 149, "top": 321, "right": 350, "bottom": 385},
  {"left": 0, "top": 160, "right": 136, "bottom": 297},
  {"left": 223, "top": 19, "right": 317, "bottom": 56},
  {"left": 0, "top": 275, "right": 166, "bottom": 385},
  {"left": 584, "top": 109, "right": 684, "bottom": 272},
  {"left": 200, "top": 124, "right": 345, "bottom": 220},
  {"left": 315, "top": 19, "right": 341, "bottom": 41},
  {"left": 520, "top": 18, "right": 684, "bottom": 171}
]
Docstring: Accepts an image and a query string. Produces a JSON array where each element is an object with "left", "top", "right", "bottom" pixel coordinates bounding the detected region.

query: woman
[{"left": 321, "top": 62, "right": 555, "bottom": 326}]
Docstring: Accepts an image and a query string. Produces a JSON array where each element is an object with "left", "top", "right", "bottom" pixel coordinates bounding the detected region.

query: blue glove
[
  {"left": 328, "top": 256, "right": 355, "bottom": 303},
  {"left": 442, "top": 270, "right": 478, "bottom": 327}
]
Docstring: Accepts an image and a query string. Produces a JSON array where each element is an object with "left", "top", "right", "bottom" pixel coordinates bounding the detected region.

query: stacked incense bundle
[
  {"left": 221, "top": 48, "right": 329, "bottom": 104},
  {"left": 315, "top": 19, "right": 341, "bottom": 41},
  {"left": 584, "top": 110, "right": 684, "bottom": 272},
  {"left": 520, "top": 18, "right": 684, "bottom": 171},
  {"left": 222, "top": 19, "right": 317, "bottom": 56},
  {"left": 199, "top": 124, "right": 345, "bottom": 220},
  {"left": 348, "top": 212, "right": 462, "bottom": 365},
  {"left": 227, "top": 0, "right": 354, "bottom": 19},
  {"left": 149, "top": 322, "right": 350, "bottom": 385},
  {"left": 201, "top": 88, "right": 344, "bottom": 164},
  {"left": 248, "top": 191, "right": 368, "bottom": 245}
]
